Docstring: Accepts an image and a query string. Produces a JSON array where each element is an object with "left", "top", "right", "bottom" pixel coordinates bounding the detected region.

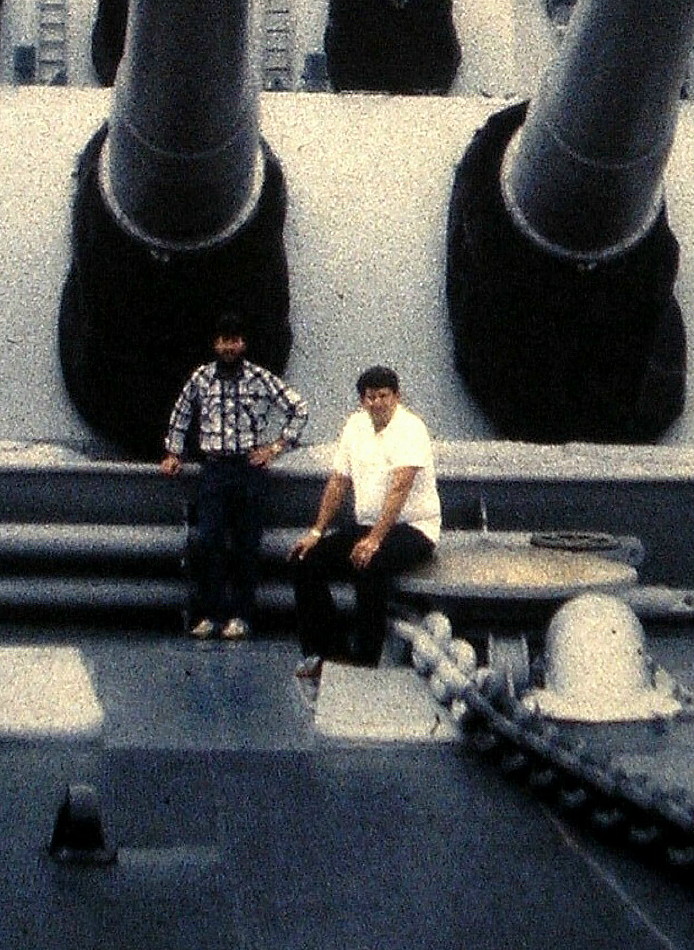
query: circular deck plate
[{"left": 394, "top": 543, "right": 638, "bottom": 600}]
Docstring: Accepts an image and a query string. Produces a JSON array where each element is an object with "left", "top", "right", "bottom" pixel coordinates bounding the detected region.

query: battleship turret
[
  {"left": 61, "top": 0, "right": 291, "bottom": 458},
  {"left": 447, "top": 0, "right": 693, "bottom": 442}
]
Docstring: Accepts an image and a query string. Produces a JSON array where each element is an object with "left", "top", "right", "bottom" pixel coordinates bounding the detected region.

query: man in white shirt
[{"left": 290, "top": 366, "right": 441, "bottom": 675}]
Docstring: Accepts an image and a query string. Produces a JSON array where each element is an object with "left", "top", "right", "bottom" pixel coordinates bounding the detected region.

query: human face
[
  {"left": 214, "top": 334, "right": 247, "bottom": 363},
  {"left": 361, "top": 386, "right": 399, "bottom": 431}
]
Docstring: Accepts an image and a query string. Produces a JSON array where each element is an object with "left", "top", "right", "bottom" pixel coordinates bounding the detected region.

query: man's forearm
[
  {"left": 313, "top": 472, "right": 349, "bottom": 533},
  {"left": 368, "top": 468, "right": 418, "bottom": 543},
  {"left": 164, "top": 411, "right": 191, "bottom": 457}
]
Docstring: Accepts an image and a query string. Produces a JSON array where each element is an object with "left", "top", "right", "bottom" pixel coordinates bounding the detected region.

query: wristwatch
[{"left": 309, "top": 527, "right": 323, "bottom": 539}]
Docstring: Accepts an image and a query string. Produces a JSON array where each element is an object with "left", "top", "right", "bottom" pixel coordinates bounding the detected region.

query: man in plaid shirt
[{"left": 161, "top": 313, "right": 308, "bottom": 639}]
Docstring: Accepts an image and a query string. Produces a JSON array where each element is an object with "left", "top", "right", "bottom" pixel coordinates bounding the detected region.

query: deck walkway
[{"left": 0, "top": 632, "right": 690, "bottom": 949}]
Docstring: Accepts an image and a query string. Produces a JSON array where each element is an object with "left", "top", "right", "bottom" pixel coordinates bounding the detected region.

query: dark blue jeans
[
  {"left": 195, "top": 457, "right": 264, "bottom": 624},
  {"left": 293, "top": 522, "right": 435, "bottom": 666}
]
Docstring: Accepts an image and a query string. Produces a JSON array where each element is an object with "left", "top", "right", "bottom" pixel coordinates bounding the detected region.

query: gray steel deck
[{"left": 0, "top": 633, "right": 690, "bottom": 949}]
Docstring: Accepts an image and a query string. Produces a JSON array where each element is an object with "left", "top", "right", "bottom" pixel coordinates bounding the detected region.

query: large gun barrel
[
  {"left": 447, "top": 0, "right": 694, "bottom": 442},
  {"left": 100, "top": 0, "right": 262, "bottom": 247},
  {"left": 503, "top": 0, "right": 693, "bottom": 259},
  {"left": 91, "top": 0, "right": 128, "bottom": 86},
  {"left": 61, "top": 0, "right": 291, "bottom": 458}
]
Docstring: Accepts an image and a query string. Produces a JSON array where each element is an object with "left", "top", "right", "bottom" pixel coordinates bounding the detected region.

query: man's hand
[
  {"left": 249, "top": 442, "right": 283, "bottom": 467},
  {"left": 350, "top": 467, "right": 418, "bottom": 567},
  {"left": 350, "top": 533, "right": 382, "bottom": 569},
  {"left": 288, "top": 472, "right": 349, "bottom": 562},
  {"left": 160, "top": 454, "right": 183, "bottom": 477},
  {"left": 289, "top": 530, "right": 322, "bottom": 562}
]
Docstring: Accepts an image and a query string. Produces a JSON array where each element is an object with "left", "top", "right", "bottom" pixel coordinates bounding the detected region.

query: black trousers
[
  {"left": 195, "top": 457, "right": 264, "bottom": 624},
  {"left": 293, "top": 523, "right": 435, "bottom": 666}
]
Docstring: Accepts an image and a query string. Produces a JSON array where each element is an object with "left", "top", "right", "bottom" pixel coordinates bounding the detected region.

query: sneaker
[
  {"left": 220, "top": 618, "right": 250, "bottom": 640},
  {"left": 191, "top": 618, "right": 217, "bottom": 639},
  {"left": 295, "top": 655, "right": 323, "bottom": 678}
]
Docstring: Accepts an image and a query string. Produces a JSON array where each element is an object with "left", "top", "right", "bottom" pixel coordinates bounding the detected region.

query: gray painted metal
[
  {"left": 0, "top": 461, "right": 191, "bottom": 525},
  {"left": 0, "top": 523, "right": 187, "bottom": 562},
  {"left": 2, "top": 455, "right": 694, "bottom": 621},
  {"left": 49, "top": 782, "right": 117, "bottom": 865},
  {"left": 391, "top": 533, "right": 640, "bottom": 599},
  {"left": 1, "top": 450, "right": 694, "bottom": 620},
  {"left": 502, "top": 0, "right": 694, "bottom": 259},
  {"left": 100, "top": 0, "right": 263, "bottom": 249},
  {"left": 0, "top": 576, "right": 187, "bottom": 609},
  {"left": 0, "top": 638, "right": 691, "bottom": 949}
]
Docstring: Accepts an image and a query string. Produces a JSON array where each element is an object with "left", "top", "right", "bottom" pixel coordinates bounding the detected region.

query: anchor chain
[{"left": 398, "top": 611, "right": 694, "bottom": 875}]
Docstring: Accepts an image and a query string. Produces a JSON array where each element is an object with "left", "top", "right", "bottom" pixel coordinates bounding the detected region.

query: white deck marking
[
  {"left": 0, "top": 646, "right": 103, "bottom": 739},
  {"left": 314, "top": 662, "right": 458, "bottom": 742}
]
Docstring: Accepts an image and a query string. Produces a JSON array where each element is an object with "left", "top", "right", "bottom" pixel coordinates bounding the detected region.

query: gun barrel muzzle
[
  {"left": 502, "top": 0, "right": 694, "bottom": 260},
  {"left": 99, "top": 0, "right": 263, "bottom": 250}
]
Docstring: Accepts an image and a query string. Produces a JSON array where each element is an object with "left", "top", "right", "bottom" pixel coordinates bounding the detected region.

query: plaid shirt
[{"left": 164, "top": 359, "right": 308, "bottom": 458}]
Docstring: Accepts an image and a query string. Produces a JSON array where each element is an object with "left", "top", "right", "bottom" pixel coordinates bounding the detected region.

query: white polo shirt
[{"left": 332, "top": 404, "right": 441, "bottom": 544}]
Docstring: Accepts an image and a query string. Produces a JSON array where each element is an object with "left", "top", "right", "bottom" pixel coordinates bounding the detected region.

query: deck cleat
[
  {"left": 487, "top": 633, "right": 530, "bottom": 695},
  {"left": 49, "top": 783, "right": 116, "bottom": 866}
]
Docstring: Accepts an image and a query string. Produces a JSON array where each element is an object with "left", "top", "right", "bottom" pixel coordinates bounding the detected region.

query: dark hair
[
  {"left": 356, "top": 365, "right": 400, "bottom": 397},
  {"left": 214, "top": 312, "right": 247, "bottom": 340}
]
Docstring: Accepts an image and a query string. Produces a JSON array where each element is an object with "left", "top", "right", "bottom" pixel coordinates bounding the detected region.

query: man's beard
[{"left": 216, "top": 356, "right": 242, "bottom": 377}]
